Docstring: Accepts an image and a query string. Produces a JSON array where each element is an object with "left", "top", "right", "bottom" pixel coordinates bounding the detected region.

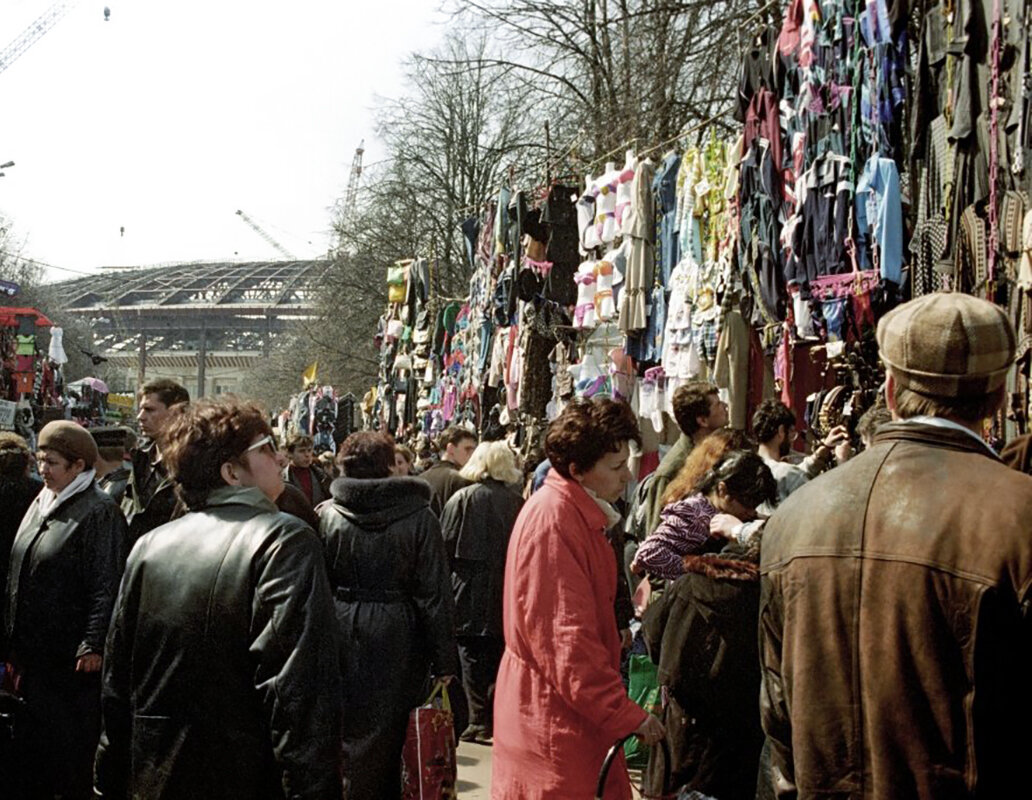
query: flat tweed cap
[
  {"left": 876, "top": 292, "right": 1016, "bottom": 398},
  {"left": 38, "top": 420, "right": 99, "bottom": 468}
]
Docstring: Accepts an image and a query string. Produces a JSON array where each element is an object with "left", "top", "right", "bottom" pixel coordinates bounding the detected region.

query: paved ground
[
  {"left": 456, "top": 740, "right": 492, "bottom": 798},
  {"left": 455, "top": 740, "right": 643, "bottom": 797}
]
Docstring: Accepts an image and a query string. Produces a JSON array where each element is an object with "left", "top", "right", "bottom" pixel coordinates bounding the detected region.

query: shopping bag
[
  {"left": 401, "top": 680, "right": 457, "bottom": 800},
  {"left": 623, "top": 654, "right": 661, "bottom": 768}
]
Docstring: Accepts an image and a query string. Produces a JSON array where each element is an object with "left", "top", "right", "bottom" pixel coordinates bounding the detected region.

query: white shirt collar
[{"left": 900, "top": 416, "right": 996, "bottom": 455}]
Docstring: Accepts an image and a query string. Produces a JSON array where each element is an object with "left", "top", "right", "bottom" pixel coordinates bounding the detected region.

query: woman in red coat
[{"left": 492, "top": 398, "right": 665, "bottom": 799}]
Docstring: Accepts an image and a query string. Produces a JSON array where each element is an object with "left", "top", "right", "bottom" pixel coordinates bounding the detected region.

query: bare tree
[{"left": 445, "top": 0, "right": 772, "bottom": 155}]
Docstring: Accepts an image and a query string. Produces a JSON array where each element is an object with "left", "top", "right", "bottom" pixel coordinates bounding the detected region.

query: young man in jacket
[
  {"left": 120, "top": 378, "right": 189, "bottom": 550},
  {"left": 420, "top": 425, "right": 477, "bottom": 517},
  {"left": 90, "top": 426, "right": 135, "bottom": 505},
  {"left": 95, "top": 398, "right": 344, "bottom": 799},
  {"left": 281, "top": 433, "right": 331, "bottom": 507},
  {"left": 625, "top": 381, "right": 729, "bottom": 544},
  {"left": 760, "top": 294, "right": 1032, "bottom": 799}
]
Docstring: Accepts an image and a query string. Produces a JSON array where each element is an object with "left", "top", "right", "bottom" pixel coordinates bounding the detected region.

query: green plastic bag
[{"left": 624, "top": 653, "right": 661, "bottom": 768}]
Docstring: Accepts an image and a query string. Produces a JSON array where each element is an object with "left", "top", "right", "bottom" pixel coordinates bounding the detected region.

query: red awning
[{"left": 0, "top": 306, "right": 53, "bottom": 328}]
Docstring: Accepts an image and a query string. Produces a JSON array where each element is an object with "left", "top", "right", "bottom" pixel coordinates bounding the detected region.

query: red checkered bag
[{"left": 401, "top": 680, "right": 457, "bottom": 800}]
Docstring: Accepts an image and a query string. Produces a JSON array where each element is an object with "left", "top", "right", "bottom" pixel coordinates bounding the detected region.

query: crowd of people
[{"left": 1, "top": 292, "right": 1032, "bottom": 799}]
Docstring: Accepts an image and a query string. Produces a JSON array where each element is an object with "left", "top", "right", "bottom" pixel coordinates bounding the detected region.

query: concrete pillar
[
  {"left": 197, "top": 321, "right": 208, "bottom": 399},
  {"left": 137, "top": 332, "right": 147, "bottom": 387}
]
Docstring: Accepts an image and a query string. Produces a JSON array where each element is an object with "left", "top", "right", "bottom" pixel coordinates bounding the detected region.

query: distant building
[{"left": 49, "top": 260, "right": 329, "bottom": 397}]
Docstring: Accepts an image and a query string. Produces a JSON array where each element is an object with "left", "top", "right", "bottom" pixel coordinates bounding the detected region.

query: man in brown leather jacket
[{"left": 760, "top": 293, "right": 1032, "bottom": 799}]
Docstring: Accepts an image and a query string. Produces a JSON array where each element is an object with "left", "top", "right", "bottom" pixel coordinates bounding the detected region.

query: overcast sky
[{"left": 0, "top": 0, "right": 444, "bottom": 282}]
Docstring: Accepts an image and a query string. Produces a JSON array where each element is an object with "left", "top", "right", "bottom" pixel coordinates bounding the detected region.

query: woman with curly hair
[{"left": 492, "top": 398, "right": 665, "bottom": 800}]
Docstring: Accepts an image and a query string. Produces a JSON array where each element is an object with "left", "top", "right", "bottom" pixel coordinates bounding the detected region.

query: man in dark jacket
[
  {"left": 642, "top": 544, "right": 764, "bottom": 799},
  {"left": 95, "top": 398, "right": 343, "bottom": 799},
  {"left": 281, "top": 433, "right": 331, "bottom": 507},
  {"left": 420, "top": 425, "right": 477, "bottom": 517},
  {"left": 760, "top": 294, "right": 1032, "bottom": 799},
  {"left": 0, "top": 432, "right": 40, "bottom": 650},
  {"left": 90, "top": 426, "right": 135, "bottom": 505},
  {"left": 120, "top": 379, "right": 189, "bottom": 549}
]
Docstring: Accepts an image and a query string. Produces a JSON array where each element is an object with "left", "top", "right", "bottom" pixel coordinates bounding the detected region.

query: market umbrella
[{"left": 69, "top": 377, "right": 109, "bottom": 394}]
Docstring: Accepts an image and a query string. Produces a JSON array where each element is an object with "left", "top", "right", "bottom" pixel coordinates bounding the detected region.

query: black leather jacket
[
  {"left": 121, "top": 439, "right": 179, "bottom": 546},
  {"left": 97, "top": 466, "right": 130, "bottom": 506},
  {"left": 95, "top": 486, "right": 344, "bottom": 799},
  {"left": 5, "top": 481, "right": 126, "bottom": 671}
]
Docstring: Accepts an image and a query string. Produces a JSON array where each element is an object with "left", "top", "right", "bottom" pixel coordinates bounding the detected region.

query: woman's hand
[
  {"left": 710, "top": 513, "right": 742, "bottom": 541},
  {"left": 633, "top": 714, "right": 665, "bottom": 745},
  {"left": 75, "top": 653, "right": 102, "bottom": 673}
]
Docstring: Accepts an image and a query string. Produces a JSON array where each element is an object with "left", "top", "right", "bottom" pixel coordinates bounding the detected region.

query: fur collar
[
  {"left": 329, "top": 476, "right": 430, "bottom": 528},
  {"left": 681, "top": 552, "right": 760, "bottom": 582}
]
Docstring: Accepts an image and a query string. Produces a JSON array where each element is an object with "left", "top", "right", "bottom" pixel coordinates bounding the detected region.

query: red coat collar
[{"left": 542, "top": 470, "right": 610, "bottom": 532}]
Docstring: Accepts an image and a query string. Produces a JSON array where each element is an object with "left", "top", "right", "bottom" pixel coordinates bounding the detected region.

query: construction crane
[
  {"left": 342, "top": 140, "right": 364, "bottom": 235},
  {"left": 235, "top": 209, "right": 296, "bottom": 260},
  {"left": 333, "top": 141, "right": 364, "bottom": 256},
  {"left": 0, "top": 1, "right": 79, "bottom": 76}
]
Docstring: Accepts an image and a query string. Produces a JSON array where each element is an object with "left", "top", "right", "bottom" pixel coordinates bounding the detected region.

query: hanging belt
[{"left": 987, "top": 0, "right": 1002, "bottom": 288}]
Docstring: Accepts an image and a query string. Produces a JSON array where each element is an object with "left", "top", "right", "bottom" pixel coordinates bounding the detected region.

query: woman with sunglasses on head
[
  {"left": 94, "top": 399, "right": 343, "bottom": 799},
  {"left": 4, "top": 421, "right": 127, "bottom": 799},
  {"left": 317, "top": 431, "right": 457, "bottom": 800}
]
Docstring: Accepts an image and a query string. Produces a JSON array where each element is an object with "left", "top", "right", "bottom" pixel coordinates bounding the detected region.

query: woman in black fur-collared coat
[
  {"left": 317, "top": 432, "right": 458, "bottom": 800},
  {"left": 641, "top": 539, "right": 766, "bottom": 800}
]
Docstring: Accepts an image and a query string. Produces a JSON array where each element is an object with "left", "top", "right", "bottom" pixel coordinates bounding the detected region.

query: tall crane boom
[
  {"left": 333, "top": 141, "right": 364, "bottom": 257},
  {"left": 0, "top": 1, "right": 78, "bottom": 76},
  {"left": 235, "top": 209, "right": 295, "bottom": 260}
]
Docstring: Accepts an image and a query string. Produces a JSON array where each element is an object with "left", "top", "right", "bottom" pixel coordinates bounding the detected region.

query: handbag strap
[{"left": 425, "top": 679, "right": 452, "bottom": 713}]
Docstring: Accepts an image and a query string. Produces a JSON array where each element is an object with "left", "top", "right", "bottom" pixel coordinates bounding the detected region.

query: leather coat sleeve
[
  {"left": 759, "top": 572, "right": 798, "bottom": 799},
  {"left": 94, "top": 553, "right": 141, "bottom": 798},
  {"left": 250, "top": 525, "right": 344, "bottom": 799},
  {"left": 412, "top": 513, "right": 459, "bottom": 676},
  {"left": 78, "top": 500, "right": 128, "bottom": 658},
  {"left": 438, "top": 493, "right": 463, "bottom": 568}
]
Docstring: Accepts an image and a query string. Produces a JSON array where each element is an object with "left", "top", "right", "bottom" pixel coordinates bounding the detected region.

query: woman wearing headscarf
[
  {"left": 439, "top": 440, "right": 524, "bottom": 743},
  {"left": 4, "top": 421, "right": 126, "bottom": 799},
  {"left": 317, "top": 431, "right": 457, "bottom": 799},
  {"left": 492, "top": 398, "right": 665, "bottom": 800}
]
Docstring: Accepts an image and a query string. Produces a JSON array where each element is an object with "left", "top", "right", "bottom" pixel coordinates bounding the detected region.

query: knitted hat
[
  {"left": 38, "top": 420, "right": 99, "bottom": 468},
  {"left": 876, "top": 292, "right": 1016, "bottom": 398}
]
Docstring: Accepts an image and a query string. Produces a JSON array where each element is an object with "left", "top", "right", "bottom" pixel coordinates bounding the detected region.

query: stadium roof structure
[{"left": 49, "top": 259, "right": 331, "bottom": 380}]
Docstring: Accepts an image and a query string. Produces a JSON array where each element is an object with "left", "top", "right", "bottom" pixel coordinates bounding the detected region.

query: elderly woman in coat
[
  {"left": 318, "top": 431, "right": 458, "bottom": 800},
  {"left": 493, "top": 398, "right": 665, "bottom": 800},
  {"left": 440, "top": 440, "right": 524, "bottom": 743},
  {"left": 4, "top": 421, "right": 126, "bottom": 799}
]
